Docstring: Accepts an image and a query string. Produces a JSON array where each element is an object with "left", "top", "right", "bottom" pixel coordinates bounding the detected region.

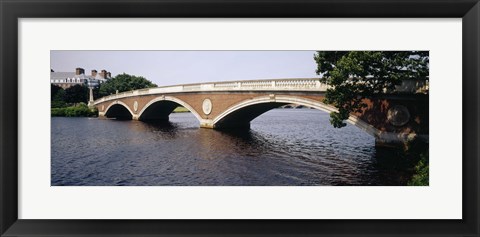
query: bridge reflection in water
[{"left": 94, "top": 78, "right": 428, "bottom": 147}]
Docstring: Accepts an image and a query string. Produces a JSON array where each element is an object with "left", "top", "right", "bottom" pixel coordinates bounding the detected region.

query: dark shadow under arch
[
  {"left": 214, "top": 102, "right": 288, "bottom": 129},
  {"left": 139, "top": 100, "right": 182, "bottom": 121},
  {"left": 105, "top": 104, "right": 133, "bottom": 120}
]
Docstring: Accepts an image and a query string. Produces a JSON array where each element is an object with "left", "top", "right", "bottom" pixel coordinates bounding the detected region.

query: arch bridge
[{"left": 93, "top": 78, "right": 428, "bottom": 146}]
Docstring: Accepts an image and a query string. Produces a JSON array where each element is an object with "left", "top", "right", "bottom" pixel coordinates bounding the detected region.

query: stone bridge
[{"left": 93, "top": 78, "right": 428, "bottom": 146}]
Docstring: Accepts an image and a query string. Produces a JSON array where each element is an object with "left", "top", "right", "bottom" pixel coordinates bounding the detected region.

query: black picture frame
[{"left": 1, "top": 0, "right": 479, "bottom": 236}]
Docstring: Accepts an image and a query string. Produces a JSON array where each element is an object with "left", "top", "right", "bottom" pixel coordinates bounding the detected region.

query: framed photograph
[{"left": 1, "top": 0, "right": 479, "bottom": 236}]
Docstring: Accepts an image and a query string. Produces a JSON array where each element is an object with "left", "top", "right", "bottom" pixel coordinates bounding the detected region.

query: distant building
[{"left": 50, "top": 67, "right": 112, "bottom": 89}]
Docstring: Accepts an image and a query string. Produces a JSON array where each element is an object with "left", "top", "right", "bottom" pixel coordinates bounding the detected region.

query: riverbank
[
  {"left": 51, "top": 103, "right": 98, "bottom": 117},
  {"left": 173, "top": 106, "right": 190, "bottom": 113}
]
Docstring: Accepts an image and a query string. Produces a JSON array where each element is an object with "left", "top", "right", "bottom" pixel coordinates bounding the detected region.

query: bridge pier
[
  {"left": 199, "top": 119, "right": 215, "bottom": 129},
  {"left": 199, "top": 119, "right": 252, "bottom": 130},
  {"left": 98, "top": 112, "right": 141, "bottom": 121}
]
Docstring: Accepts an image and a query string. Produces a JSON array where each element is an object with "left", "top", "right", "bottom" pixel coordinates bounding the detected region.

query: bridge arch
[
  {"left": 104, "top": 101, "right": 135, "bottom": 120},
  {"left": 137, "top": 96, "right": 203, "bottom": 122},
  {"left": 212, "top": 95, "right": 380, "bottom": 137}
]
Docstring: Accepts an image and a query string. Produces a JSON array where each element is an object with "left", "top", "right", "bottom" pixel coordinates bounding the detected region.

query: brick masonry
[{"left": 95, "top": 91, "right": 428, "bottom": 144}]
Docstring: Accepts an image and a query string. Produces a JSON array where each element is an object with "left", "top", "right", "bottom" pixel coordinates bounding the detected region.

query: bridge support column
[
  {"left": 199, "top": 119, "right": 252, "bottom": 130},
  {"left": 199, "top": 119, "right": 215, "bottom": 129}
]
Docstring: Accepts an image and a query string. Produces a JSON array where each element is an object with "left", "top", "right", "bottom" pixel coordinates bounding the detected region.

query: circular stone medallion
[
  {"left": 202, "top": 98, "right": 212, "bottom": 115},
  {"left": 387, "top": 105, "right": 410, "bottom": 127},
  {"left": 133, "top": 101, "right": 138, "bottom": 112}
]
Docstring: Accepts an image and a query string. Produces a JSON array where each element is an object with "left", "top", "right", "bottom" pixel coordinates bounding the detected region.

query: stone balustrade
[
  {"left": 94, "top": 78, "right": 328, "bottom": 104},
  {"left": 93, "top": 78, "right": 427, "bottom": 105}
]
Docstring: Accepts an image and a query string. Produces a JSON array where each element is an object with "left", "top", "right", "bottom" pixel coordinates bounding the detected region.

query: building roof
[
  {"left": 51, "top": 72, "right": 92, "bottom": 80},
  {"left": 51, "top": 72, "right": 110, "bottom": 80},
  {"left": 94, "top": 74, "right": 107, "bottom": 80},
  {"left": 51, "top": 68, "right": 112, "bottom": 83}
]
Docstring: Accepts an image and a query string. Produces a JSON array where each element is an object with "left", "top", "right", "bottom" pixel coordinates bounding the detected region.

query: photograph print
[{"left": 50, "top": 50, "right": 429, "bottom": 186}]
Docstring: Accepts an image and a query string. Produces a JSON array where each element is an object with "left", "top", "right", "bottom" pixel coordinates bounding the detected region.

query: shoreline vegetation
[
  {"left": 394, "top": 139, "right": 428, "bottom": 186},
  {"left": 406, "top": 141, "right": 429, "bottom": 186},
  {"left": 173, "top": 106, "right": 190, "bottom": 113},
  {"left": 51, "top": 103, "right": 98, "bottom": 117},
  {"left": 51, "top": 105, "right": 190, "bottom": 117}
]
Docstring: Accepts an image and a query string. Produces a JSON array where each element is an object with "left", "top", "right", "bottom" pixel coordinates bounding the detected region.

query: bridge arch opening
[
  {"left": 139, "top": 100, "right": 179, "bottom": 121},
  {"left": 214, "top": 102, "right": 288, "bottom": 129},
  {"left": 138, "top": 96, "right": 203, "bottom": 123},
  {"left": 104, "top": 102, "right": 134, "bottom": 120},
  {"left": 212, "top": 95, "right": 379, "bottom": 138}
]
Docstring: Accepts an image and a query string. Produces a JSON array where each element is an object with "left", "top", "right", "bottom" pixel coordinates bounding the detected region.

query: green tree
[
  {"left": 314, "top": 51, "right": 429, "bottom": 128},
  {"left": 51, "top": 84, "right": 66, "bottom": 108},
  {"left": 51, "top": 84, "right": 62, "bottom": 98},
  {"left": 65, "top": 84, "right": 88, "bottom": 104},
  {"left": 99, "top": 73, "right": 157, "bottom": 97}
]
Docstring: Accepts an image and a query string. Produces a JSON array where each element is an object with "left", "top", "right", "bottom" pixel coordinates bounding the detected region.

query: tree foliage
[
  {"left": 314, "top": 51, "right": 429, "bottom": 128},
  {"left": 99, "top": 73, "right": 157, "bottom": 97},
  {"left": 51, "top": 84, "right": 66, "bottom": 108},
  {"left": 51, "top": 84, "right": 62, "bottom": 98},
  {"left": 65, "top": 84, "right": 88, "bottom": 104}
]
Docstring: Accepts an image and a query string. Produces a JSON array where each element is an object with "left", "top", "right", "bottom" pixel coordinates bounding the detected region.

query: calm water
[{"left": 51, "top": 109, "right": 412, "bottom": 186}]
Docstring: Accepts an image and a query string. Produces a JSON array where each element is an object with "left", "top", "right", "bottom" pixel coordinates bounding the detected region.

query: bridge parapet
[
  {"left": 181, "top": 78, "right": 328, "bottom": 91},
  {"left": 93, "top": 78, "right": 427, "bottom": 105},
  {"left": 94, "top": 78, "right": 328, "bottom": 105}
]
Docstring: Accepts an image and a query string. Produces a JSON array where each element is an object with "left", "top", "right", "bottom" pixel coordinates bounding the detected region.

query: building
[{"left": 50, "top": 67, "right": 111, "bottom": 89}]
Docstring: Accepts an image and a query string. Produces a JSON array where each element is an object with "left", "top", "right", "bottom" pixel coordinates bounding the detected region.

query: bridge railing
[
  {"left": 210, "top": 78, "right": 328, "bottom": 90},
  {"left": 208, "top": 79, "right": 329, "bottom": 90},
  {"left": 93, "top": 78, "right": 427, "bottom": 104},
  {"left": 93, "top": 78, "right": 328, "bottom": 104}
]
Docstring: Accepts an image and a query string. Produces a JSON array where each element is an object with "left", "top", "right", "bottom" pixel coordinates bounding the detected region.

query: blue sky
[{"left": 51, "top": 51, "right": 319, "bottom": 86}]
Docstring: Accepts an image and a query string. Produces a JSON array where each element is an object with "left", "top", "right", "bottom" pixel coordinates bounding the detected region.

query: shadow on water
[
  {"left": 217, "top": 128, "right": 256, "bottom": 141},
  {"left": 368, "top": 147, "right": 415, "bottom": 185},
  {"left": 139, "top": 120, "right": 183, "bottom": 140},
  {"left": 143, "top": 120, "right": 179, "bottom": 132},
  {"left": 191, "top": 128, "right": 273, "bottom": 161},
  {"left": 216, "top": 128, "right": 273, "bottom": 149}
]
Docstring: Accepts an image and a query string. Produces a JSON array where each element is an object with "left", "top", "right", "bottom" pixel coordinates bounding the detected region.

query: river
[{"left": 51, "top": 109, "right": 412, "bottom": 186}]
